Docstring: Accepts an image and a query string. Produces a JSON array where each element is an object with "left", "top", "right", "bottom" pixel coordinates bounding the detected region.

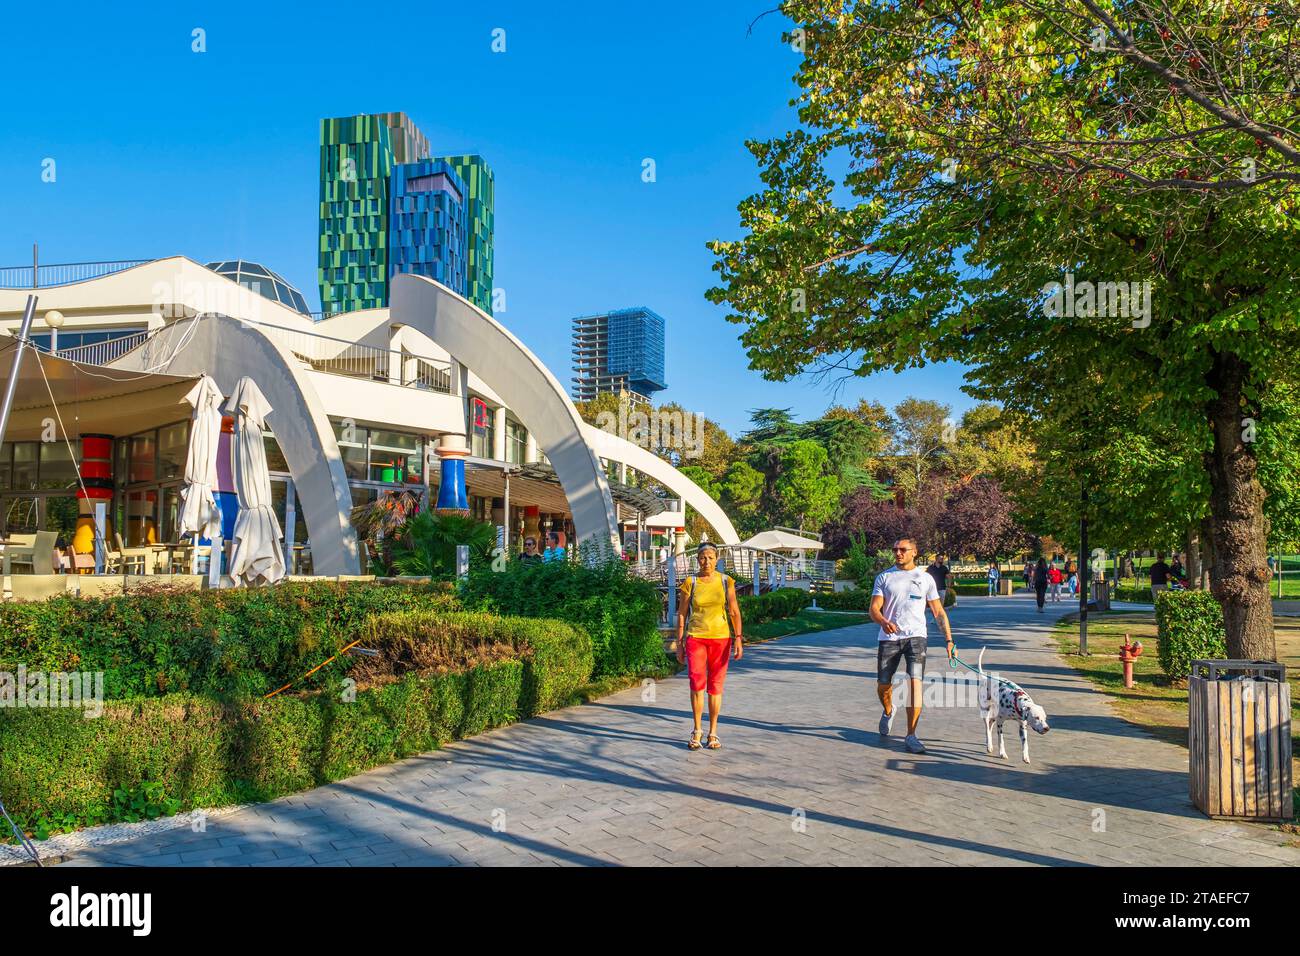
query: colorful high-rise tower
[
  {"left": 435, "top": 155, "right": 495, "bottom": 314},
  {"left": 388, "top": 160, "right": 468, "bottom": 295},
  {"left": 318, "top": 112, "right": 431, "bottom": 315},
  {"left": 318, "top": 114, "right": 495, "bottom": 316}
]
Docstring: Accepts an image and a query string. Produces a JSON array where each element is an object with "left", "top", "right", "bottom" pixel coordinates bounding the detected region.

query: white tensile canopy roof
[{"left": 741, "top": 529, "right": 825, "bottom": 552}]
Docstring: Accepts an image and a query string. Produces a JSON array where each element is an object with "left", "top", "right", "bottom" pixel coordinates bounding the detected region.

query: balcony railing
[
  {"left": 46, "top": 332, "right": 152, "bottom": 366},
  {"left": 0, "top": 260, "right": 154, "bottom": 289},
  {"left": 249, "top": 321, "right": 454, "bottom": 393}
]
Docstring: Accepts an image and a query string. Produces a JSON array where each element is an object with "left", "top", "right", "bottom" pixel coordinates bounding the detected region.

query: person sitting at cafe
[
  {"left": 519, "top": 536, "right": 542, "bottom": 564},
  {"left": 542, "top": 531, "right": 567, "bottom": 563}
]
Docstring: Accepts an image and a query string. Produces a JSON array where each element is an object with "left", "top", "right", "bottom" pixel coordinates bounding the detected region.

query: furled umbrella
[
  {"left": 223, "top": 376, "right": 285, "bottom": 586},
  {"left": 177, "top": 376, "right": 224, "bottom": 566}
]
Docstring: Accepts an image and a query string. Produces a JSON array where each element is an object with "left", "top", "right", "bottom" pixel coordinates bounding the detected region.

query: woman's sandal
[
  {"left": 706, "top": 734, "right": 722, "bottom": 750},
  {"left": 688, "top": 730, "right": 703, "bottom": 750}
]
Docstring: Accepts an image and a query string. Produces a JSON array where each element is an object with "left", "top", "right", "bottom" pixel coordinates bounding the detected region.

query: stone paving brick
[{"left": 48, "top": 595, "right": 1300, "bottom": 869}]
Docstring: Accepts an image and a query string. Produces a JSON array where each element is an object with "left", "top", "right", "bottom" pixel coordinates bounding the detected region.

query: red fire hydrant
[{"left": 1119, "top": 633, "right": 1143, "bottom": 689}]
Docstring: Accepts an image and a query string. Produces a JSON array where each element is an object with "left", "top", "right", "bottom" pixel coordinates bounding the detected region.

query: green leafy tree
[
  {"left": 773, "top": 439, "right": 839, "bottom": 530},
  {"left": 889, "top": 397, "right": 953, "bottom": 502},
  {"left": 708, "top": 0, "right": 1300, "bottom": 658},
  {"left": 951, "top": 404, "right": 1036, "bottom": 485}
]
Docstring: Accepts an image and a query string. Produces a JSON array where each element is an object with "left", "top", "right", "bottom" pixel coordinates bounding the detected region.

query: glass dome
[{"left": 205, "top": 259, "right": 310, "bottom": 314}]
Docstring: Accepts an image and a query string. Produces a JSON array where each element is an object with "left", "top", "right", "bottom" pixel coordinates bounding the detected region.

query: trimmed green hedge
[
  {"left": 738, "top": 588, "right": 813, "bottom": 625},
  {"left": 0, "top": 581, "right": 454, "bottom": 701},
  {"left": 356, "top": 610, "right": 594, "bottom": 714},
  {"left": 816, "top": 590, "right": 872, "bottom": 611},
  {"left": 1112, "top": 584, "right": 1154, "bottom": 603},
  {"left": 459, "top": 560, "right": 663, "bottom": 677},
  {"left": 1156, "top": 589, "right": 1227, "bottom": 680},
  {"left": 0, "top": 612, "right": 592, "bottom": 832}
]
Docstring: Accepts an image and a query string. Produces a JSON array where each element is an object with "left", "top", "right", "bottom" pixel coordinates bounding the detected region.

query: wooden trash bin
[
  {"left": 997, "top": 577, "right": 1013, "bottom": 595},
  {"left": 1188, "top": 660, "right": 1293, "bottom": 821}
]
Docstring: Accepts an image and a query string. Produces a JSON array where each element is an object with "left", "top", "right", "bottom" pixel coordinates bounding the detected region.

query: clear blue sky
[{"left": 0, "top": 0, "right": 973, "bottom": 436}]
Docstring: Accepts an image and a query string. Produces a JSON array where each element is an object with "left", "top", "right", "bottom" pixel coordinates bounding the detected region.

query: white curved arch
[
  {"left": 390, "top": 274, "right": 621, "bottom": 549},
  {"left": 582, "top": 424, "right": 740, "bottom": 545},
  {"left": 112, "top": 315, "right": 362, "bottom": 574}
]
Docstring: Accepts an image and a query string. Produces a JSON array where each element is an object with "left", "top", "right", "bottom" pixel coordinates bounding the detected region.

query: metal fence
[
  {"left": 636, "top": 545, "right": 836, "bottom": 585},
  {"left": 241, "top": 321, "right": 454, "bottom": 393},
  {"left": 47, "top": 331, "right": 152, "bottom": 366},
  {"left": 0, "top": 260, "right": 153, "bottom": 289}
]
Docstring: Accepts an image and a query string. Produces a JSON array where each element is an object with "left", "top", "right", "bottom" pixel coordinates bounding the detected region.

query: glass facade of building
[
  {"left": 570, "top": 307, "right": 668, "bottom": 402},
  {"left": 435, "top": 154, "right": 495, "bottom": 314},
  {"left": 318, "top": 112, "right": 431, "bottom": 315},
  {"left": 388, "top": 160, "right": 468, "bottom": 297},
  {"left": 318, "top": 114, "right": 495, "bottom": 317}
]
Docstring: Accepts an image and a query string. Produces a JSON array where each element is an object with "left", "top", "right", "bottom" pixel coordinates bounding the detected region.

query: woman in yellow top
[{"left": 675, "top": 542, "right": 743, "bottom": 750}]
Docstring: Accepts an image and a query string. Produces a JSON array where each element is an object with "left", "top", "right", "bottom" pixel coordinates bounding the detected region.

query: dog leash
[{"left": 948, "top": 651, "right": 1028, "bottom": 696}]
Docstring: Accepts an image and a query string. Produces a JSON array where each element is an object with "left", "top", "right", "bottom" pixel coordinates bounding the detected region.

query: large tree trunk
[
  {"left": 1204, "top": 352, "right": 1275, "bottom": 660},
  {"left": 1184, "top": 526, "right": 1201, "bottom": 588}
]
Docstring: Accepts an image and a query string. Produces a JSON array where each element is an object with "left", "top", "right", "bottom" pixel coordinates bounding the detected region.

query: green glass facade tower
[
  {"left": 435, "top": 154, "right": 494, "bottom": 314},
  {"left": 318, "top": 112, "right": 431, "bottom": 315}
]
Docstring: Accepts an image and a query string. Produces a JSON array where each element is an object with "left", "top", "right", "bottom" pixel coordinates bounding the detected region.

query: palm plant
[
  {"left": 389, "top": 511, "right": 497, "bottom": 579},
  {"left": 350, "top": 488, "right": 425, "bottom": 573}
]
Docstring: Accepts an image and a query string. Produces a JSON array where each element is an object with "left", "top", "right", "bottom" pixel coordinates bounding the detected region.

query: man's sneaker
[
  {"left": 904, "top": 734, "right": 927, "bottom": 754},
  {"left": 878, "top": 710, "right": 895, "bottom": 738}
]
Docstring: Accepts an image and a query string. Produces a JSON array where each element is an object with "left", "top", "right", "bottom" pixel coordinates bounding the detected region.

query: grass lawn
[
  {"left": 1051, "top": 610, "right": 1300, "bottom": 810},
  {"left": 746, "top": 610, "right": 874, "bottom": 643}
]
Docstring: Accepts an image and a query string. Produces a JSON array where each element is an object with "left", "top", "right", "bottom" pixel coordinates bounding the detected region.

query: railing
[
  {"left": 47, "top": 331, "right": 152, "bottom": 366},
  {"left": 633, "top": 545, "right": 836, "bottom": 585},
  {"left": 249, "top": 321, "right": 454, "bottom": 393},
  {"left": 0, "top": 259, "right": 154, "bottom": 289}
]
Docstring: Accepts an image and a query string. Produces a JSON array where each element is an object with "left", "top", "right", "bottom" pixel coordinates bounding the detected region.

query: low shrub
[
  {"left": 459, "top": 559, "right": 663, "bottom": 677},
  {"left": 0, "top": 581, "right": 455, "bottom": 701},
  {"left": 737, "top": 587, "right": 812, "bottom": 625},
  {"left": 0, "top": 613, "right": 591, "bottom": 833},
  {"left": 1112, "top": 584, "right": 1154, "bottom": 603},
  {"left": 1156, "top": 589, "right": 1227, "bottom": 680},
  {"left": 817, "top": 590, "right": 873, "bottom": 611}
]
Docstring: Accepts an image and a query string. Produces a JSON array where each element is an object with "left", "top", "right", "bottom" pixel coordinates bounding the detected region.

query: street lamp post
[
  {"left": 45, "top": 309, "right": 64, "bottom": 353},
  {"left": 1079, "top": 482, "right": 1089, "bottom": 656}
]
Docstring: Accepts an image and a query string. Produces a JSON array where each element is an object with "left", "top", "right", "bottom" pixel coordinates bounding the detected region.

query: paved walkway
[{"left": 60, "top": 594, "right": 1299, "bottom": 866}]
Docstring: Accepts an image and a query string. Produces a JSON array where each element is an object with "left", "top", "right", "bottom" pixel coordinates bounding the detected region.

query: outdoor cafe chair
[
  {"left": 13, "top": 531, "right": 61, "bottom": 575},
  {"left": 1, "top": 532, "right": 38, "bottom": 575},
  {"left": 64, "top": 546, "right": 96, "bottom": 575}
]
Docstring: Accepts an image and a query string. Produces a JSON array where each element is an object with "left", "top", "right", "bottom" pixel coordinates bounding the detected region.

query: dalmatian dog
[{"left": 976, "top": 647, "right": 1050, "bottom": 763}]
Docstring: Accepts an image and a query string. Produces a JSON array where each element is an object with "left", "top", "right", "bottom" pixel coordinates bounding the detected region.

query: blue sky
[{"left": 0, "top": 0, "right": 973, "bottom": 436}]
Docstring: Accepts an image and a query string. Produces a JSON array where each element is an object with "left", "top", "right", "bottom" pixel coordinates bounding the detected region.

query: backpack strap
[{"left": 685, "top": 575, "right": 697, "bottom": 634}]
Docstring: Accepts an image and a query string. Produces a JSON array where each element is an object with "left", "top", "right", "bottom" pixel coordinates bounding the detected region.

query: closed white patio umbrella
[
  {"left": 223, "top": 376, "right": 285, "bottom": 586},
  {"left": 177, "top": 376, "right": 224, "bottom": 551}
]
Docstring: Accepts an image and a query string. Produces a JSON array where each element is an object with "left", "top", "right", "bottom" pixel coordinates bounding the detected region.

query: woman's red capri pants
[{"left": 685, "top": 637, "right": 731, "bottom": 694}]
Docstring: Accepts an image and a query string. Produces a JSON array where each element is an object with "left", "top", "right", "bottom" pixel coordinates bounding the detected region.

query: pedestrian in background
[
  {"left": 1034, "top": 557, "right": 1049, "bottom": 612},
  {"left": 1048, "top": 562, "right": 1063, "bottom": 602}
]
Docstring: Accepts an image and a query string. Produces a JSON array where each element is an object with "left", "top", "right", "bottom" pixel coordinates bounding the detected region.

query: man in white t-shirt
[{"left": 870, "top": 537, "right": 955, "bottom": 754}]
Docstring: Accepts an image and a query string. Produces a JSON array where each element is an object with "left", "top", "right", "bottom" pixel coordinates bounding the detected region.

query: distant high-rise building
[
  {"left": 318, "top": 113, "right": 495, "bottom": 316},
  {"left": 571, "top": 307, "right": 667, "bottom": 403},
  {"left": 435, "top": 155, "right": 494, "bottom": 314},
  {"left": 388, "top": 160, "right": 468, "bottom": 296}
]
